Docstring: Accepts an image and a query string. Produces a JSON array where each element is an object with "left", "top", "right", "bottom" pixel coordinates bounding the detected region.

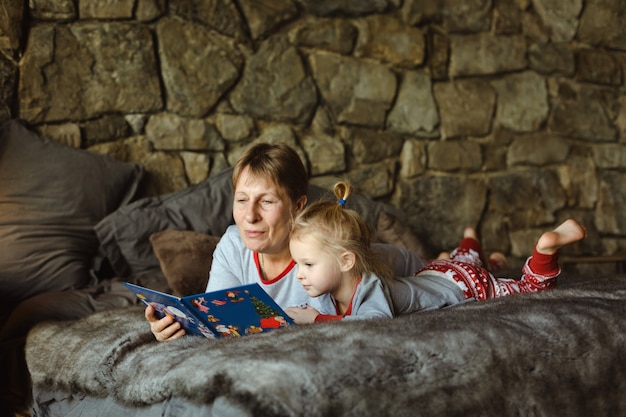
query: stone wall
[{"left": 1, "top": 0, "right": 625, "bottom": 268}]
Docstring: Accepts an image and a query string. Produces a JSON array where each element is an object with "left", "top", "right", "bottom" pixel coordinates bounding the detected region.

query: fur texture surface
[{"left": 26, "top": 276, "right": 626, "bottom": 417}]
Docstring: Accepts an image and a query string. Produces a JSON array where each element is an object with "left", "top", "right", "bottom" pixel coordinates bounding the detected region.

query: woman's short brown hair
[{"left": 232, "top": 142, "right": 308, "bottom": 204}]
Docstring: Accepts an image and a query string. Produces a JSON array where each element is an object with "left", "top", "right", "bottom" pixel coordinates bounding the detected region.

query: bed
[
  {"left": 2, "top": 119, "right": 625, "bottom": 416},
  {"left": 26, "top": 274, "right": 626, "bottom": 417}
]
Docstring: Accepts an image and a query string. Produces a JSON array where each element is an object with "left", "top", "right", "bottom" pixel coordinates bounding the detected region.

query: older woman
[{"left": 147, "top": 142, "right": 426, "bottom": 341}]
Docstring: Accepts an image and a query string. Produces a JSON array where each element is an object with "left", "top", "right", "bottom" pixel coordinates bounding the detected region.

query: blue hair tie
[{"left": 338, "top": 199, "right": 346, "bottom": 207}]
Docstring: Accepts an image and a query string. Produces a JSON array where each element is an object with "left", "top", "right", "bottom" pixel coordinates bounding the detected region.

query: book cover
[{"left": 124, "top": 282, "right": 293, "bottom": 339}]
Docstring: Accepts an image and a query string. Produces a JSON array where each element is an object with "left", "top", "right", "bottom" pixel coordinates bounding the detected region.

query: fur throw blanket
[{"left": 26, "top": 276, "right": 626, "bottom": 417}]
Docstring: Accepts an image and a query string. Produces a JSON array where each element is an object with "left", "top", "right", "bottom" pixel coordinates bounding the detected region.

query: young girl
[{"left": 285, "top": 181, "right": 587, "bottom": 324}]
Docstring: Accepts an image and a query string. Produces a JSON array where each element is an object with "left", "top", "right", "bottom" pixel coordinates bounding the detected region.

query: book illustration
[
  {"left": 132, "top": 291, "right": 217, "bottom": 339},
  {"left": 250, "top": 294, "right": 289, "bottom": 329},
  {"left": 124, "top": 282, "right": 293, "bottom": 339},
  {"left": 183, "top": 287, "right": 291, "bottom": 337}
]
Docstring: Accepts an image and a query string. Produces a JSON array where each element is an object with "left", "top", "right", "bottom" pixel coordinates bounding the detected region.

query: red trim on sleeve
[
  {"left": 314, "top": 277, "right": 362, "bottom": 322},
  {"left": 314, "top": 314, "right": 343, "bottom": 322}
]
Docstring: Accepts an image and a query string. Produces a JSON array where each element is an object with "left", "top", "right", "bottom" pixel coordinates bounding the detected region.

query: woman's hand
[
  {"left": 145, "top": 304, "right": 186, "bottom": 341},
  {"left": 285, "top": 306, "right": 320, "bottom": 324}
]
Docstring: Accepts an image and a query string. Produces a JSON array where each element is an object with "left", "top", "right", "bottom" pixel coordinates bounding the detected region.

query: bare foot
[
  {"left": 436, "top": 251, "right": 450, "bottom": 260},
  {"left": 488, "top": 252, "right": 510, "bottom": 271},
  {"left": 536, "top": 219, "right": 587, "bottom": 255},
  {"left": 463, "top": 227, "right": 478, "bottom": 240}
]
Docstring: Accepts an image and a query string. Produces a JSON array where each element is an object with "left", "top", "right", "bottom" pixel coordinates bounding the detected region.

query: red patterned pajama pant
[{"left": 416, "top": 237, "right": 560, "bottom": 300}]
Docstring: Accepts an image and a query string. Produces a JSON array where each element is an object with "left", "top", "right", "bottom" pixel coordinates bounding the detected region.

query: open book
[{"left": 124, "top": 282, "right": 293, "bottom": 339}]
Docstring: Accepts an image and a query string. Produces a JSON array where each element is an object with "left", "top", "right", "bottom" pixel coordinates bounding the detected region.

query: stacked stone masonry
[{"left": 1, "top": 0, "right": 625, "bottom": 271}]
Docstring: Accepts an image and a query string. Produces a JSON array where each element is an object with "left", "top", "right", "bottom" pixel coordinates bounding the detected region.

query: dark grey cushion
[
  {"left": 0, "top": 119, "right": 143, "bottom": 310},
  {"left": 95, "top": 167, "right": 236, "bottom": 278}
]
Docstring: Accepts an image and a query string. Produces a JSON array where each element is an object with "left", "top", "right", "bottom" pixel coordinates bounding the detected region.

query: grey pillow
[
  {"left": 376, "top": 210, "right": 429, "bottom": 259},
  {"left": 0, "top": 119, "right": 143, "bottom": 310},
  {"left": 95, "top": 167, "right": 235, "bottom": 278}
]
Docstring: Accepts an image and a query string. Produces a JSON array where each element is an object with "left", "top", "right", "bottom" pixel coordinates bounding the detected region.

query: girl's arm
[
  {"left": 290, "top": 277, "right": 394, "bottom": 323},
  {"left": 343, "top": 276, "right": 394, "bottom": 320}
]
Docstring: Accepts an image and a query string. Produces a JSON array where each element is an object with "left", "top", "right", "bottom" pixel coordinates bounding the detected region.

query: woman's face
[{"left": 233, "top": 166, "right": 305, "bottom": 255}]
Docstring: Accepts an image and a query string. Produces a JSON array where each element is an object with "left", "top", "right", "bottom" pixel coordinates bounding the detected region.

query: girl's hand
[
  {"left": 145, "top": 304, "right": 186, "bottom": 341},
  {"left": 285, "top": 305, "right": 320, "bottom": 324}
]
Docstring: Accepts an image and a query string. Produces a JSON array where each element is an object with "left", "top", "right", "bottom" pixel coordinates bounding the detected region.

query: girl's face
[
  {"left": 290, "top": 233, "right": 344, "bottom": 298},
  {"left": 233, "top": 166, "right": 305, "bottom": 255}
]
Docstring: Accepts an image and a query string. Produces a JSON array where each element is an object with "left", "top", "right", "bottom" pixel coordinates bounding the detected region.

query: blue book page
[
  {"left": 182, "top": 283, "right": 293, "bottom": 338},
  {"left": 123, "top": 282, "right": 218, "bottom": 339}
]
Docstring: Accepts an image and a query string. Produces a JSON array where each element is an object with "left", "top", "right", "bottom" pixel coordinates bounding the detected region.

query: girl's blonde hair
[{"left": 291, "top": 181, "right": 392, "bottom": 280}]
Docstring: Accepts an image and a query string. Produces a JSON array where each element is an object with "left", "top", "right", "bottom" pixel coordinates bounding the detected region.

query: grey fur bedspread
[{"left": 26, "top": 276, "right": 626, "bottom": 417}]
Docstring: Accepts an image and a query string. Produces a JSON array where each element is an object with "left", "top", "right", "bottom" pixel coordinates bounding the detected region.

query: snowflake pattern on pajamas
[{"left": 416, "top": 238, "right": 560, "bottom": 301}]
